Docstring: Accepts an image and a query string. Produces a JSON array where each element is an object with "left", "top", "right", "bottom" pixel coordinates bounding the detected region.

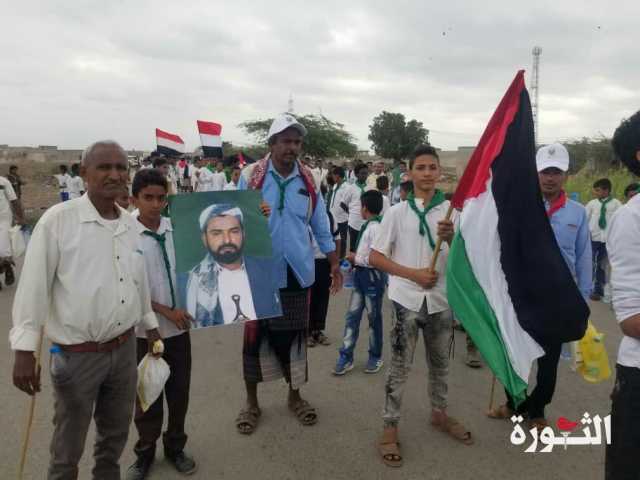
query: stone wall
[{"left": 0, "top": 146, "right": 147, "bottom": 165}]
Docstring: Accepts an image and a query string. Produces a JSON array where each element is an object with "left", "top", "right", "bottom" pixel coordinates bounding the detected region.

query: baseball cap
[
  {"left": 267, "top": 114, "right": 307, "bottom": 141},
  {"left": 536, "top": 143, "right": 570, "bottom": 172}
]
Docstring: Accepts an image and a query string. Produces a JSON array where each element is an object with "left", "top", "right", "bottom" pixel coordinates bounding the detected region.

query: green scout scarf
[
  {"left": 142, "top": 230, "right": 176, "bottom": 309},
  {"left": 598, "top": 196, "right": 613, "bottom": 230},
  {"left": 354, "top": 215, "right": 383, "bottom": 250},
  {"left": 269, "top": 171, "right": 296, "bottom": 211},
  {"left": 407, "top": 190, "right": 446, "bottom": 249}
]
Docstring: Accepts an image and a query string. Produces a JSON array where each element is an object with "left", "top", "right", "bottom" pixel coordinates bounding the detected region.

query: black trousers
[
  {"left": 506, "top": 342, "right": 562, "bottom": 419},
  {"left": 348, "top": 226, "right": 360, "bottom": 253},
  {"left": 605, "top": 364, "right": 640, "bottom": 480},
  {"left": 134, "top": 332, "right": 192, "bottom": 460},
  {"left": 337, "top": 222, "right": 348, "bottom": 259},
  {"left": 310, "top": 258, "right": 331, "bottom": 332}
]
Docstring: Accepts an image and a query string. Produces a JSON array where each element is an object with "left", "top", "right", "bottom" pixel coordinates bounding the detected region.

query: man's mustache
[{"left": 216, "top": 243, "right": 240, "bottom": 253}]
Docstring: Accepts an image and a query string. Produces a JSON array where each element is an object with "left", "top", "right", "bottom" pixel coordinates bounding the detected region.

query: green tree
[
  {"left": 368, "top": 111, "right": 429, "bottom": 163},
  {"left": 239, "top": 114, "right": 358, "bottom": 159},
  {"left": 563, "top": 136, "right": 618, "bottom": 173}
]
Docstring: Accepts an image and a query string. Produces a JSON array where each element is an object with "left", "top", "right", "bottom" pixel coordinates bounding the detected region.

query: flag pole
[
  {"left": 429, "top": 203, "right": 455, "bottom": 271},
  {"left": 488, "top": 375, "right": 497, "bottom": 413},
  {"left": 18, "top": 326, "right": 45, "bottom": 480}
]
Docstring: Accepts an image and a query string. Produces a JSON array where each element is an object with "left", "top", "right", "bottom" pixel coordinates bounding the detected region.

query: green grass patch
[{"left": 566, "top": 168, "right": 639, "bottom": 204}]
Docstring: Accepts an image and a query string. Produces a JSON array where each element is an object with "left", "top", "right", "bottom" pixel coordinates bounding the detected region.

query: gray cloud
[{"left": 1, "top": 0, "right": 638, "bottom": 152}]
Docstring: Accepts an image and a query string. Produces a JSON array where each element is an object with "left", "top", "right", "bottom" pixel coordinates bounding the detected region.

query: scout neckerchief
[
  {"left": 356, "top": 181, "right": 366, "bottom": 193},
  {"left": 546, "top": 190, "right": 567, "bottom": 218},
  {"left": 407, "top": 190, "right": 445, "bottom": 250},
  {"left": 598, "top": 196, "right": 613, "bottom": 230},
  {"left": 354, "top": 215, "right": 383, "bottom": 250},
  {"left": 246, "top": 155, "right": 317, "bottom": 221},
  {"left": 142, "top": 229, "right": 176, "bottom": 309},
  {"left": 269, "top": 171, "right": 297, "bottom": 211}
]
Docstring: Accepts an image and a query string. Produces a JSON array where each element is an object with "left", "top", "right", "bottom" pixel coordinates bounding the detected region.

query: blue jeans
[
  {"left": 338, "top": 267, "right": 385, "bottom": 362},
  {"left": 592, "top": 241, "right": 607, "bottom": 296}
]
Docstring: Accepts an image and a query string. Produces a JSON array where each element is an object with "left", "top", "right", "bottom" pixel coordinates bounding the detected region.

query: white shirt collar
[{"left": 134, "top": 214, "right": 173, "bottom": 235}]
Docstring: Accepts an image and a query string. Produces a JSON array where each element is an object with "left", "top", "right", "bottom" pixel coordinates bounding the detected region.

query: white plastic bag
[
  {"left": 137, "top": 353, "right": 170, "bottom": 412},
  {"left": 9, "top": 225, "right": 26, "bottom": 258}
]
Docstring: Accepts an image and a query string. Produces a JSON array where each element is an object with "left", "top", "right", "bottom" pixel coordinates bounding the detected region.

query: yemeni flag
[
  {"left": 197, "top": 120, "right": 223, "bottom": 158},
  {"left": 156, "top": 128, "right": 185, "bottom": 156},
  {"left": 446, "top": 71, "right": 590, "bottom": 405}
]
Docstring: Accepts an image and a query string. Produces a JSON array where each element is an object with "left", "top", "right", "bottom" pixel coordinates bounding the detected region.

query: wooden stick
[
  {"left": 18, "top": 326, "right": 45, "bottom": 480},
  {"left": 429, "top": 203, "right": 455, "bottom": 271},
  {"left": 488, "top": 375, "right": 497, "bottom": 412}
]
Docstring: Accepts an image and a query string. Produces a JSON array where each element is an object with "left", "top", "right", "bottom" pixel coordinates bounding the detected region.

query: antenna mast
[
  {"left": 287, "top": 93, "right": 294, "bottom": 114},
  {"left": 531, "top": 46, "right": 542, "bottom": 146}
]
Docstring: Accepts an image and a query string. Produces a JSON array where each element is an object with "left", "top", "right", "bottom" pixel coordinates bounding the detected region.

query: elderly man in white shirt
[
  {"left": 605, "top": 111, "right": 640, "bottom": 480},
  {"left": 11, "top": 140, "right": 161, "bottom": 480}
]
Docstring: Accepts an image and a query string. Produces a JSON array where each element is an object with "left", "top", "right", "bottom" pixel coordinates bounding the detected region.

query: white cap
[
  {"left": 536, "top": 143, "right": 570, "bottom": 172},
  {"left": 267, "top": 114, "right": 307, "bottom": 141},
  {"left": 199, "top": 204, "right": 243, "bottom": 231}
]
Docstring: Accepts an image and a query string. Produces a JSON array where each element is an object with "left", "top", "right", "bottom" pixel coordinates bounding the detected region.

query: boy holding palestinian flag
[{"left": 371, "top": 145, "right": 473, "bottom": 468}]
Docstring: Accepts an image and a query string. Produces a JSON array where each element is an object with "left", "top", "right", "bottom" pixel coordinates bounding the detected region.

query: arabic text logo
[{"left": 510, "top": 413, "right": 611, "bottom": 453}]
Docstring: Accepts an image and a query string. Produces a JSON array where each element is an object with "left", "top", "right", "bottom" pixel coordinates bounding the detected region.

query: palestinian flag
[
  {"left": 156, "top": 128, "right": 185, "bottom": 156},
  {"left": 446, "top": 71, "right": 590, "bottom": 404},
  {"left": 197, "top": 120, "right": 223, "bottom": 158}
]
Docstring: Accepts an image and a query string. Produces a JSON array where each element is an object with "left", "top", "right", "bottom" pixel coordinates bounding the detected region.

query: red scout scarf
[{"left": 546, "top": 190, "right": 567, "bottom": 218}]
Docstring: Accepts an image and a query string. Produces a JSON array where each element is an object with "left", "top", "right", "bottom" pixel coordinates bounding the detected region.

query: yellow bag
[{"left": 576, "top": 322, "right": 611, "bottom": 383}]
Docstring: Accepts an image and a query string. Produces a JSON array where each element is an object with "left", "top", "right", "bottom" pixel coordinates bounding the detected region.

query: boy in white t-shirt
[{"left": 371, "top": 145, "right": 472, "bottom": 468}]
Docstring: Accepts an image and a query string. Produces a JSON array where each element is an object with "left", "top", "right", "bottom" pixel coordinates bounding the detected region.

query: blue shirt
[
  {"left": 545, "top": 197, "right": 592, "bottom": 299},
  {"left": 238, "top": 160, "right": 336, "bottom": 289}
]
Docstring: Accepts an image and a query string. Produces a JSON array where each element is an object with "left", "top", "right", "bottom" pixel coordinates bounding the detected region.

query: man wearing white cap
[
  {"left": 488, "top": 142, "right": 591, "bottom": 428},
  {"left": 236, "top": 113, "right": 342, "bottom": 434}
]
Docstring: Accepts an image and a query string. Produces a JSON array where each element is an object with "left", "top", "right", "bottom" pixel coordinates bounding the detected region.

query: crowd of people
[{"left": 3, "top": 110, "right": 640, "bottom": 479}]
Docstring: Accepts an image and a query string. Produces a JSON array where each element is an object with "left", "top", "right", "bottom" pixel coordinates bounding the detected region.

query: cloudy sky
[{"left": 1, "top": 0, "right": 638, "bottom": 153}]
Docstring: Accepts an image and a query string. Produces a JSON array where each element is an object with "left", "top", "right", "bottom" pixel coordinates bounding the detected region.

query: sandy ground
[{"left": 0, "top": 264, "right": 618, "bottom": 480}]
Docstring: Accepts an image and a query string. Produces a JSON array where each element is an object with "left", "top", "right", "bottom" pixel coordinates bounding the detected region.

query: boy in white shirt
[
  {"left": 342, "top": 163, "right": 369, "bottom": 252},
  {"left": 333, "top": 190, "right": 386, "bottom": 375},
  {"left": 224, "top": 166, "right": 241, "bottom": 191},
  {"left": 605, "top": 110, "right": 640, "bottom": 479},
  {"left": 585, "top": 178, "right": 623, "bottom": 301},
  {"left": 211, "top": 158, "right": 228, "bottom": 191},
  {"left": 68, "top": 163, "right": 85, "bottom": 199},
  {"left": 127, "top": 169, "right": 197, "bottom": 478},
  {"left": 54, "top": 164, "right": 71, "bottom": 202},
  {"left": 375, "top": 175, "right": 391, "bottom": 214},
  {"left": 328, "top": 166, "right": 350, "bottom": 258},
  {"left": 370, "top": 145, "right": 472, "bottom": 468}
]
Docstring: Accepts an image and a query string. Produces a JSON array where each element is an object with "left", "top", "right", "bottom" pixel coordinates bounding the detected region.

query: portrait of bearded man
[{"left": 177, "top": 203, "right": 281, "bottom": 327}]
